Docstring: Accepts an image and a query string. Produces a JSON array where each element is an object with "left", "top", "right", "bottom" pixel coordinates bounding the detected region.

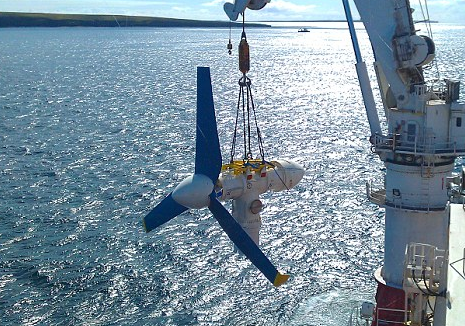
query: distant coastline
[
  {"left": 258, "top": 19, "right": 360, "bottom": 22},
  {"left": 0, "top": 12, "right": 270, "bottom": 28}
]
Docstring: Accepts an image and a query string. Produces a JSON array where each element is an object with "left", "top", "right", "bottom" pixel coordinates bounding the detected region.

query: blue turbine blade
[
  {"left": 143, "top": 193, "right": 188, "bottom": 233},
  {"left": 195, "top": 67, "right": 222, "bottom": 182},
  {"left": 208, "top": 194, "right": 290, "bottom": 287}
]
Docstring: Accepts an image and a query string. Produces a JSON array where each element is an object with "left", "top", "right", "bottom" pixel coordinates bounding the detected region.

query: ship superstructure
[{"left": 345, "top": 0, "right": 465, "bottom": 325}]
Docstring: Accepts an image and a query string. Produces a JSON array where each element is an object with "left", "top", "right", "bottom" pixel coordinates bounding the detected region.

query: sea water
[{"left": 1, "top": 23, "right": 464, "bottom": 326}]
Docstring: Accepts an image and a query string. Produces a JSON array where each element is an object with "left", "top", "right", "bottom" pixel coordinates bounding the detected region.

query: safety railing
[
  {"left": 405, "top": 243, "right": 445, "bottom": 289},
  {"left": 372, "top": 134, "right": 465, "bottom": 156},
  {"left": 366, "top": 180, "right": 445, "bottom": 211},
  {"left": 366, "top": 181, "right": 386, "bottom": 206},
  {"left": 375, "top": 307, "right": 407, "bottom": 326},
  {"left": 347, "top": 302, "right": 374, "bottom": 326},
  {"left": 348, "top": 303, "right": 410, "bottom": 326}
]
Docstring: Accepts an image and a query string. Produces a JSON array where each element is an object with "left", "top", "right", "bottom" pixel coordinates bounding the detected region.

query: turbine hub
[{"left": 172, "top": 174, "right": 214, "bottom": 209}]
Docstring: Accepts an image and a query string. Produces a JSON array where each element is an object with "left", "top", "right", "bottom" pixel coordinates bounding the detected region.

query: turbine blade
[
  {"left": 195, "top": 67, "right": 222, "bottom": 182},
  {"left": 208, "top": 194, "right": 290, "bottom": 287},
  {"left": 143, "top": 193, "right": 188, "bottom": 233}
]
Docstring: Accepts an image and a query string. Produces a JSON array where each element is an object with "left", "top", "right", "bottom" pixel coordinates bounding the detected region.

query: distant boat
[{"left": 298, "top": 28, "right": 310, "bottom": 32}]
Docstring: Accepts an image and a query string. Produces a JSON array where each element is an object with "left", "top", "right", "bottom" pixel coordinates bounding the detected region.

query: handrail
[
  {"left": 406, "top": 243, "right": 445, "bottom": 287},
  {"left": 347, "top": 303, "right": 374, "bottom": 326},
  {"left": 366, "top": 180, "right": 386, "bottom": 205},
  {"left": 372, "top": 133, "right": 465, "bottom": 156},
  {"left": 366, "top": 180, "right": 445, "bottom": 211},
  {"left": 376, "top": 307, "right": 407, "bottom": 326}
]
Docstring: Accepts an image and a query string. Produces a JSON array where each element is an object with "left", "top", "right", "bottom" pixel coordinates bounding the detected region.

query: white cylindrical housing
[
  {"left": 385, "top": 161, "right": 452, "bottom": 209},
  {"left": 232, "top": 194, "right": 262, "bottom": 245},
  {"left": 268, "top": 160, "right": 305, "bottom": 192},
  {"left": 218, "top": 174, "right": 246, "bottom": 201},
  {"left": 383, "top": 207, "right": 449, "bottom": 285},
  {"left": 382, "top": 161, "right": 452, "bottom": 285}
]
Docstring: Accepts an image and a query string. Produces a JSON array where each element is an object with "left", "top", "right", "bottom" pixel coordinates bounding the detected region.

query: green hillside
[{"left": 0, "top": 12, "right": 269, "bottom": 28}]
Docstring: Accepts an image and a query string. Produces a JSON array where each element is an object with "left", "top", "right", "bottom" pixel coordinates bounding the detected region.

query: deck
[{"left": 435, "top": 204, "right": 465, "bottom": 326}]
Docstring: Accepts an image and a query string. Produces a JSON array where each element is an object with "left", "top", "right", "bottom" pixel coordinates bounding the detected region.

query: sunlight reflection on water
[{"left": 0, "top": 24, "right": 463, "bottom": 325}]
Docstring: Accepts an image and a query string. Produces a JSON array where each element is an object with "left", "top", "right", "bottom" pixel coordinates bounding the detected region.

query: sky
[{"left": 0, "top": 0, "right": 463, "bottom": 23}]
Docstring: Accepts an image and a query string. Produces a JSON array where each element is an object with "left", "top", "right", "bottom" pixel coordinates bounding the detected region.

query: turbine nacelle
[
  {"left": 218, "top": 160, "right": 305, "bottom": 202},
  {"left": 224, "top": 0, "right": 271, "bottom": 21},
  {"left": 268, "top": 160, "right": 305, "bottom": 192}
]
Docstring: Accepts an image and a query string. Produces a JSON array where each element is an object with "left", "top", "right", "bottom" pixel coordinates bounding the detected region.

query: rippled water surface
[{"left": 1, "top": 24, "right": 464, "bottom": 325}]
